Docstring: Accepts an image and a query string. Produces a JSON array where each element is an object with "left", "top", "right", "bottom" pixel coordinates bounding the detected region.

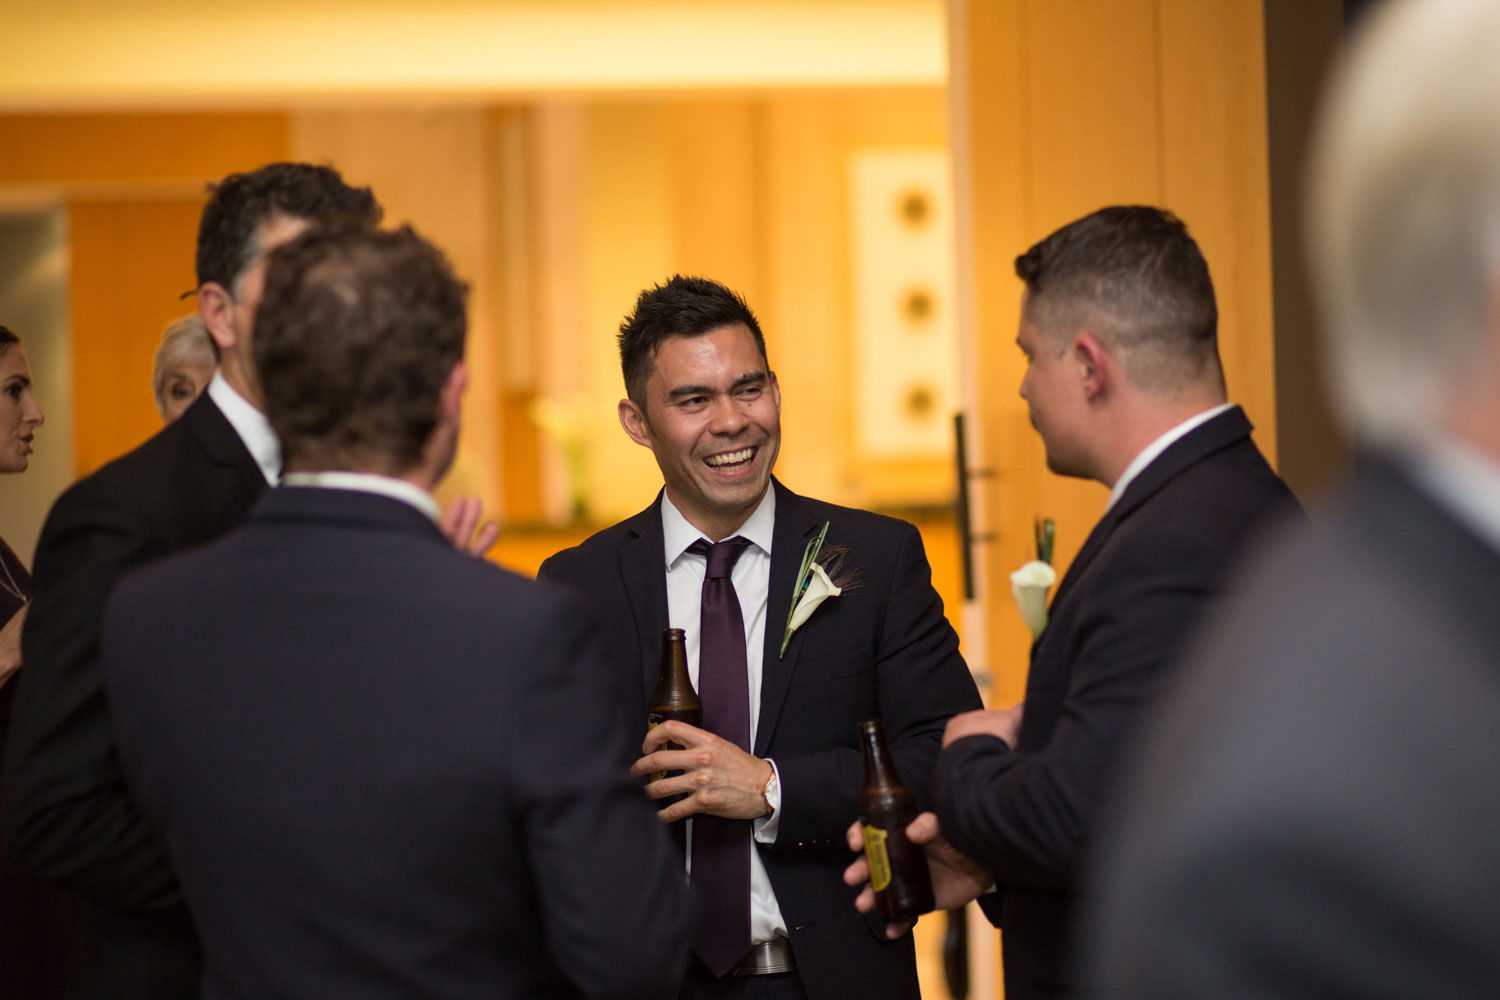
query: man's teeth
[{"left": 706, "top": 448, "right": 754, "bottom": 468}]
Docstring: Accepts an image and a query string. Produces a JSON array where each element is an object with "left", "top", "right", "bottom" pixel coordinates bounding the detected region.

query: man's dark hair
[
  {"left": 617, "top": 275, "right": 767, "bottom": 408},
  {"left": 0, "top": 325, "right": 18, "bottom": 354},
  {"left": 1015, "top": 205, "right": 1223, "bottom": 394},
  {"left": 253, "top": 225, "right": 468, "bottom": 475},
  {"left": 195, "top": 162, "right": 382, "bottom": 292}
]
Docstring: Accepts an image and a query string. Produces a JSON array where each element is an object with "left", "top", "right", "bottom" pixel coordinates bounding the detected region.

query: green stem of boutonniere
[
  {"left": 1035, "top": 516, "right": 1056, "bottom": 565},
  {"left": 780, "top": 520, "right": 830, "bottom": 657}
]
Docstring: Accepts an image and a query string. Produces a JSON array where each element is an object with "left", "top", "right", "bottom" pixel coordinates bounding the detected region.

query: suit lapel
[
  {"left": 1045, "top": 500, "right": 1121, "bottom": 621},
  {"left": 754, "top": 481, "right": 821, "bottom": 756},
  {"left": 183, "top": 392, "right": 268, "bottom": 515},
  {"left": 616, "top": 497, "right": 671, "bottom": 719},
  {"left": 1048, "top": 407, "right": 1253, "bottom": 618}
]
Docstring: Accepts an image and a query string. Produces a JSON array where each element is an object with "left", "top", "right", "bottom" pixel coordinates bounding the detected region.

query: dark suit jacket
[
  {"left": 2, "top": 391, "right": 266, "bottom": 999},
  {"left": 935, "top": 406, "right": 1299, "bottom": 1000},
  {"left": 1, "top": 535, "right": 76, "bottom": 1000},
  {"left": 100, "top": 486, "right": 690, "bottom": 1000},
  {"left": 538, "top": 479, "right": 983, "bottom": 1000},
  {"left": 1085, "top": 456, "right": 1500, "bottom": 998}
]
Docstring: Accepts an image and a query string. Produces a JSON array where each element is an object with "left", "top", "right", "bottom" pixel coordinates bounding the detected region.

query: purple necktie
[{"left": 689, "top": 535, "right": 754, "bottom": 977}]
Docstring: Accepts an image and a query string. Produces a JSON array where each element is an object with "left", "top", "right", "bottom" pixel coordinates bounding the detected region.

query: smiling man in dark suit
[
  {"left": 99, "top": 224, "right": 689, "bottom": 1000},
  {"left": 846, "top": 205, "right": 1300, "bottom": 1000},
  {"left": 1, "top": 163, "right": 382, "bottom": 999},
  {"left": 539, "top": 275, "right": 982, "bottom": 1000}
]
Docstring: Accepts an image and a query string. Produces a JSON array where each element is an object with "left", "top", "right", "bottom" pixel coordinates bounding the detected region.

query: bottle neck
[{"left": 859, "top": 722, "right": 901, "bottom": 787}]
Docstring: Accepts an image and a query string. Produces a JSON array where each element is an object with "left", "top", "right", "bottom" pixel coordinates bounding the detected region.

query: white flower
[
  {"left": 1010, "top": 559, "right": 1057, "bottom": 641},
  {"left": 780, "top": 560, "right": 842, "bottom": 657},
  {"left": 789, "top": 562, "right": 841, "bottom": 632}
]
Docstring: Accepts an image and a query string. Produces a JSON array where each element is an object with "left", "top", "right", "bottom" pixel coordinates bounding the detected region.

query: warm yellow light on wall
[{"left": 2, "top": 0, "right": 945, "bottom": 110}]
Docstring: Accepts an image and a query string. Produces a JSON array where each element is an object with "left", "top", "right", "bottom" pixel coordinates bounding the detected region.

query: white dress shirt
[
  {"left": 1107, "top": 403, "right": 1235, "bottom": 510},
  {"left": 206, "top": 372, "right": 280, "bottom": 486},
  {"left": 279, "top": 470, "right": 441, "bottom": 523},
  {"left": 661, "top": 488, "right": 788, "bottom": 944},
  {"left": 1410, "top": 433, "right": 1500, "bottom": 554}
]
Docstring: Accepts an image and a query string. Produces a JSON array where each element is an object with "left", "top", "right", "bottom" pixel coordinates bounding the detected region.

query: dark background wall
[{"left": 1265, "top": 0, "right": 1358, "bottom": 501}]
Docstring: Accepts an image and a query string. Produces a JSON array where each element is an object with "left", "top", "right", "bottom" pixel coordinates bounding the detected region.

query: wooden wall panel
[
  {"left": 664, "top": 101, "right": 764, "bottom": 306},
  {"left": 759, "top": 96, "right": 851, "bottom": 507},
  {"left": 581, "top": 104, "right": 675, "bottom": 522},
  {"left": 0, "top": 113, "right": 289, "bottom": 186},
  {"left": 68, "top": 198, "right": 204, "bottom": 474},
  {"left": 1158, "top": 0, "right": 1276, "bottom": 460},
  {"left": 1023, "top": 0, "right": 1163, "bottom": 228}
]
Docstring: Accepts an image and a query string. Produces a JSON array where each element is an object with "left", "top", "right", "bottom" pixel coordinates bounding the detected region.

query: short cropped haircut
[
  {"left": 617, "top": 275, "right": 767, "bottom": 409},
  {"left": 253, "top": 225, "right": 468, "bottom": 475},
  {"left": 1016, "top": 206, "right": 1223, "bottom": 395},
  {"left": 195, "top": 162, "right": 382, "bottom": 294}
]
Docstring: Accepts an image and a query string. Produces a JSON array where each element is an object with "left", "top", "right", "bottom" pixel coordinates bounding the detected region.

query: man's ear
[
  {"left": 618, "top": 398, "right": 653, "bottom": 449},
  {"left": 439, "top": 362, "right": 468, "bottom": 429},
  {"left": 1072, "top": 332, "right": 1112, "bottom": 402},
  {"left": 197, "top": 282, "right": 238, "bottom": 354},
  {"left": 768, "top": 370, "right": 781, "bottom": 412}
]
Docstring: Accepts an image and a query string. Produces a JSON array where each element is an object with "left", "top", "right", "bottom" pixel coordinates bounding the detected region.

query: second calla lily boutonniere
[
  {"left": 780, "top": 521, "right": 840, "bottom": 657},
  {"left": 1010, "top": 517, "right": 1057, "bottom": 641}
]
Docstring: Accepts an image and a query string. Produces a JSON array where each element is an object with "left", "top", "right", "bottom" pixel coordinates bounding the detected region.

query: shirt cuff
[{"left": 752, "top": 758, "right": 781, "bottom": 844}]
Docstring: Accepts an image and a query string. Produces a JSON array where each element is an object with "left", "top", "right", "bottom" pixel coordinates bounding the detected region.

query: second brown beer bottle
[
  {"left": 857, "top": 717, "right": 935, "bottom": 923},
  {"left": 647, "top": 627, "right": 702, "bottom": 783}
]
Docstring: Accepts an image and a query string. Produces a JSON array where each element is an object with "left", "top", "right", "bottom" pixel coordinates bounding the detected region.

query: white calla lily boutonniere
[
  {"left": 780, "top": 521, "right": 840, "bottom": 658},
  {"left": 1011, "top": 517, "right": 1057, "bottom": 641}
]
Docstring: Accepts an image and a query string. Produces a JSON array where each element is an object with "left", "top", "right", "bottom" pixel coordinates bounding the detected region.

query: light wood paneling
[
  {"left": 1158, "top": 0, "right": 1276, "bottom": 459},
  {"left": 0, "top": 113, "right": 289, "bottom": 186},
  {"left": 664, "top": 101, "right": 764, "bottom": 305},
  {"left": 1024, "top": 0, "right": 1163, "bottom": 223},
  {"left": 760, "top": 96, "right": 852, "bottom": 506},
  {"left": 68, "top": 198, "right": 204, "bottom": 474}
]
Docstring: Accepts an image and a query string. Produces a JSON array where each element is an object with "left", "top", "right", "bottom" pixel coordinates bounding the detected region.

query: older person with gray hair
[
  {"left": 1085, "top": 1, "right": 1500, "bottom": 995},
  {"left": 152, "top": 313, "right": 216, "bottom": 422}
]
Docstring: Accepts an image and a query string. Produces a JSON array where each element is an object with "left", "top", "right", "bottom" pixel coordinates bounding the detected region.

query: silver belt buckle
[{"left": 731, "top": 937, "right": 795, "bottom": 976}]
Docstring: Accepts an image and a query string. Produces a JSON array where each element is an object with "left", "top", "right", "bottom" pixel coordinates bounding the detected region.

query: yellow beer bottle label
[{"left": 862, "top": 824, "right": 892, "bottom": 892}]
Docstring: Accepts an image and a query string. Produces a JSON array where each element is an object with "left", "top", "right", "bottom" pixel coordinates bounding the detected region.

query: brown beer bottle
[
  {"left": 858, "top": 718, "right": 935, "bottom": 922},
  {"left": 647, "top": 628, "right": 702, "bottom": 782}
]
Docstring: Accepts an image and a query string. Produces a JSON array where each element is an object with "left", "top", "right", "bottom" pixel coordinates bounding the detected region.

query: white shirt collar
[
  {"left": 278, "top": 471, "right": 441, "bottom": 523},
  {"left": 206, "top": 371, "right": 280, "bottom": 485},
  {"left": 1408, "top": 434, "right": 1500, "bottom": 554},
  {"left": 661, "top": 486, "right": 776, "bottom": 567},
  {"left": 1107, "top": 403, "right": 1236, "bottom": 511}
]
